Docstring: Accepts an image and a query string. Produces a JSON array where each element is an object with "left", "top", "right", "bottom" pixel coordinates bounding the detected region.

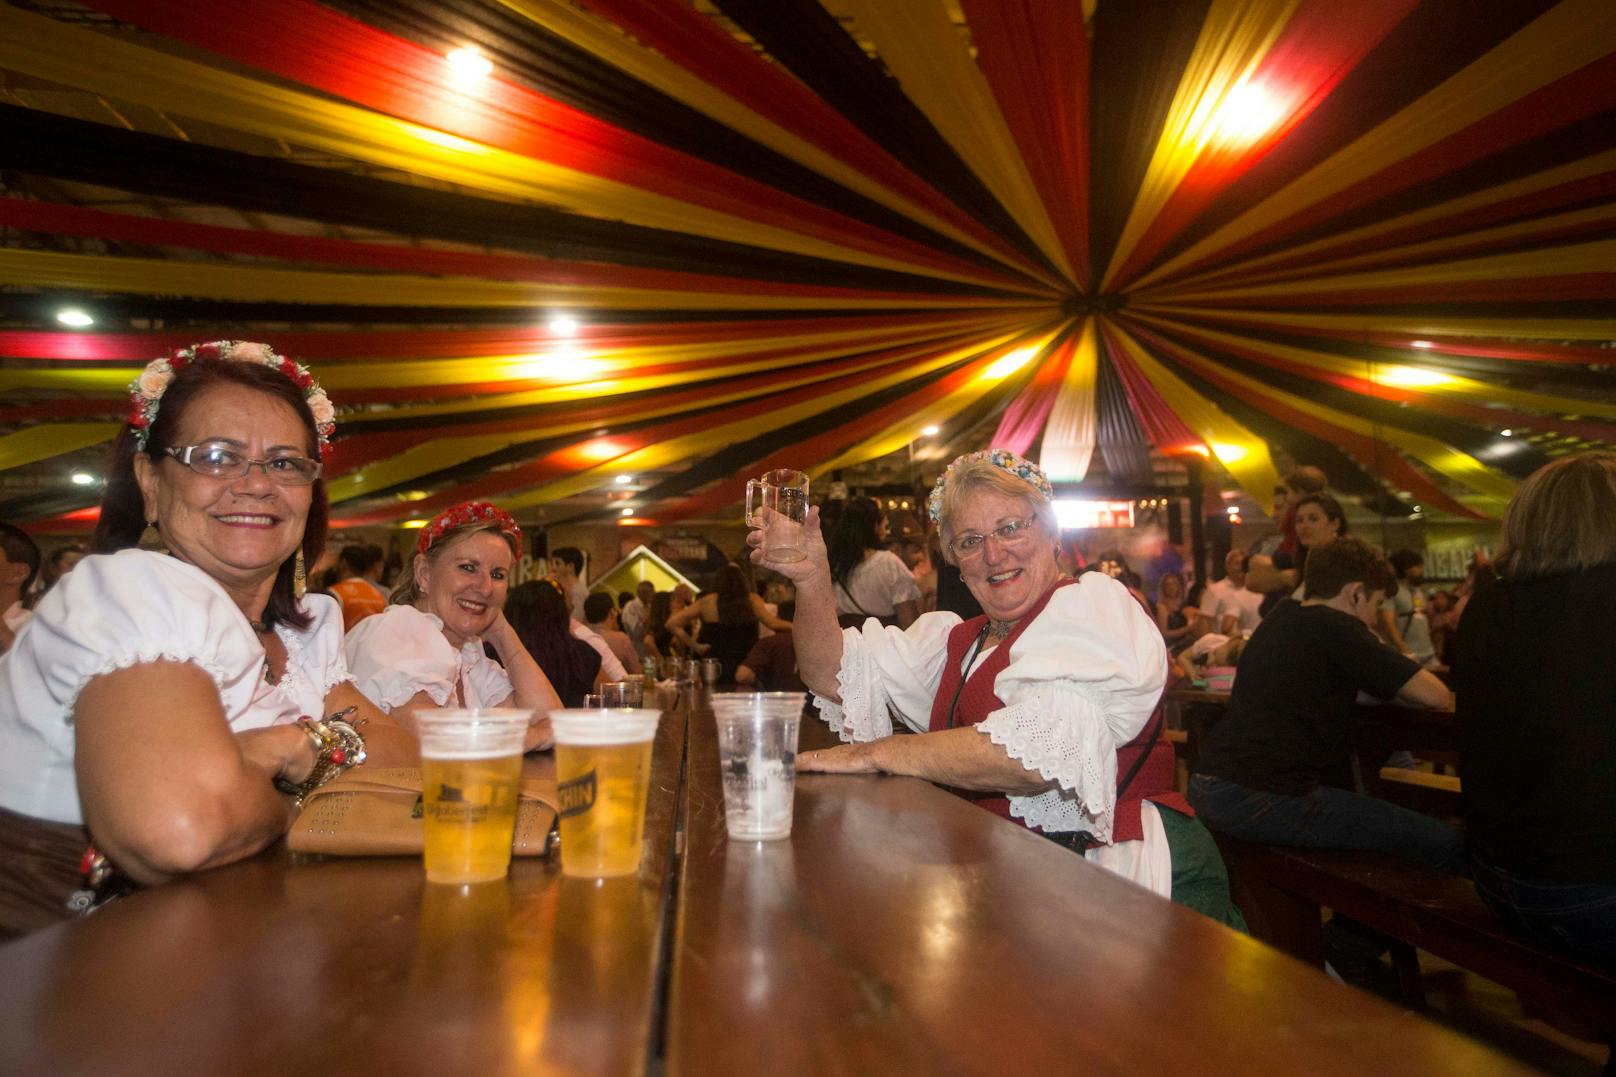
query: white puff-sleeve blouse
[
  {"left": 343, "top": 604, "right": 512, "bottom": 714},
  {"left": 813, "top": 573, "right": 1173, "bottom": 893},
  {"left": 0, "top": 549, "right": 352, "bottom": 826}
]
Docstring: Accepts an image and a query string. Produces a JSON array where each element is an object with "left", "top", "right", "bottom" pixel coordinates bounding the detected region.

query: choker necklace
[{"left": 986, "top": 617, "right": 1017, "bottom": 640}]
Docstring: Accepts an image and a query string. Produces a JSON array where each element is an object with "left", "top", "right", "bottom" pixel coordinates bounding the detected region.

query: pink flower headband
[
  {"left": 128, "top": 340, "right": 336, "bottom": 456},
  {"left": 417, "top": 501, "right": 523, "bottom": 558},
  {"left": 927, "top": 449, "right": 1055, "bottom": 522}
]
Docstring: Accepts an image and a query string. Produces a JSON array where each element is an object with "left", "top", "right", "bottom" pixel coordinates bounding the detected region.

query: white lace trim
[
  {"left": 62, "top": 650, "right": 233, "bottom": 726},
  {"left": 977, "top": 681, "right": 1120, "bottom": 843},
  {"left": 813, "top": 629, "right": 892, "bottom": 743}
]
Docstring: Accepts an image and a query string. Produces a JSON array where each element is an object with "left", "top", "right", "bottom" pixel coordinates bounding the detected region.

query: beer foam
[
  {"left": 416, "top": 708, "right": 531, "bottom": 757},
  {"left": 551, "top": 708, "right": 660, "bottom": 746}
]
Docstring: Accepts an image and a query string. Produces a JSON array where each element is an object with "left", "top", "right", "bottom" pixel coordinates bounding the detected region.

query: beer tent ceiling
[{"left": 1, "top": 0, "right": 1613, "bottom": 530}]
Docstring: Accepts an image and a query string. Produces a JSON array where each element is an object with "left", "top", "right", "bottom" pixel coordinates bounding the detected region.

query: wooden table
[
  {"left": 0, "top": 690, "right": 689, "bottom": 1076},
  {"left": 0, "top": 688, "right": 1526, "bottom": 1074}
]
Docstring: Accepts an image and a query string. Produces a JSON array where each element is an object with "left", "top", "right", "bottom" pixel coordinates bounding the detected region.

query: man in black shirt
[{"left": 1189, "top": 538, "right": 1462, "bottom": 872}]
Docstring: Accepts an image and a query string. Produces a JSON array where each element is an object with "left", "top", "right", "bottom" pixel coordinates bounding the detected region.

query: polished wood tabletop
[
  {"left": 667, "top": 698, "right": 1521, "bottom": 1075},
  {"left": 0, "top": 690, "right": 688, "bottom": 1077},
  {"left": 0, "top": 687, "right": 1523, "bottom": 1075}
]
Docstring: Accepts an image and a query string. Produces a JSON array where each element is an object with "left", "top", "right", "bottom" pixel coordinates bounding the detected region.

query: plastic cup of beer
[
  {"left": 710, "top": 693, "right": 804, "bottom": 841},
  {"left": 416, "top": 708, "right": 532, "bottom": 884},
  {"left": 745, "top": 469, "right": 810, "bottom": 563},
  {"left": 601, "top": 680, "right": 643, "bottom": 708},
  {"left": 551, "top": 708, "right": 661, "bottom": 878}
]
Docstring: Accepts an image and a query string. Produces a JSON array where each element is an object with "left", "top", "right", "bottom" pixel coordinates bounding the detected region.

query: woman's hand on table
[
  {"left": 236, "top": 724, "right": 318, "bottom": 788},
  {"left": 796, "top": 741, "right": 883, "bottom": 774}
]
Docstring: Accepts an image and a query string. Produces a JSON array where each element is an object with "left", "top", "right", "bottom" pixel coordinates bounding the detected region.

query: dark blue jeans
[
  {"left": 1471, "top": 856, "right": 1616, "bottom": 966},
  {"left": 1188, "top": 773, "right": 1467, "bottom": 875}
]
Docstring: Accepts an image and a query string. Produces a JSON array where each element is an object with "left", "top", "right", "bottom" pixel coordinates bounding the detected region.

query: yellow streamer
[
  {"left": 834, "top": 0, "right": 1077, "bottom": 283},
  {"left": 0, "top": 249, "right": 1027, "bottom": 321},
  {"left": 325, "top": 328, "right": 1030, "bottom": 501},
  {"left": 0, "top": 5, "right": 1032, "bottom": 293},
  {"left": 1100, "top": 0, "right": 1300, "bottom": 290},
  {"left": 1127, "top": 312, "right": 1616, "bottom": 422},
  {"left": 1129, "top": 304, "right": 1616, "bottom": 342},
  {"left": 1135, "top": 0, "right": 1616, "bottom": 289},
  {"left": 493, "top": 328, "right": 1034, "bottom": 510},
  {"left": 491, "top": 0, "right": 1062, "bottom": 287},
  {"left": 1136, "top": 325, "right": 1515, "bottom": 506},
  {"left": 1160, "top": 150, "right": 1616, "bottom": 290},
  {"left": 812, "top": 328, "right": 1068, "bottom": 476},
  {"left": 0, "top": 423, "right": 121, "bottom": 471},
  {"left": 1105, "top": 324, "right": 1281, "bottom": 505},
  {"left": 1040, "top": 320, "right": 1100, "bottom": 482},
  {"left": 1148, "top": 238, "right": 1616, "bottom": 304}
]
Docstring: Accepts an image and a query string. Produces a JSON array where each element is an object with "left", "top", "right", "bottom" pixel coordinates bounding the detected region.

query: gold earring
[
  {"left": 294, "top": 547, "right": 307, "bottom": 600},
  {"left": 141, "top": 518, "right": 168, "bottom": 555}
]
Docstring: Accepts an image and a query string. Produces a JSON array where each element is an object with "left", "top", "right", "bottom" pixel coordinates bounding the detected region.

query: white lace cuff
[
  {"left": 63, "top": 650, "right": 233, "bottom": 725},
  {"left": 976, "top": 681, "right": 1120, "bottom": 843},
  {"left": 813, "top": 628, "right": 893, "bottom": 743}
]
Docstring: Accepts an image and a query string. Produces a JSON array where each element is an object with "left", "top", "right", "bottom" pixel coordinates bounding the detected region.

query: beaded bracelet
[{"left": 275, "top": 707, "right": 368, "bottom": 808}]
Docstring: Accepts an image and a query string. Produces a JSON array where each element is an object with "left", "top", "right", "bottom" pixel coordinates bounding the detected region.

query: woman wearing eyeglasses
[
  {"left": 0, "top": 341, "right": 416, "bottom": 938},
  {"left": 750, "top": 450, "right": 1240, "bottom": 924}
]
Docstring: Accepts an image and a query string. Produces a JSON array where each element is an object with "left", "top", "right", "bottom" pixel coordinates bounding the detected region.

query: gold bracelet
[{"left": 275, "top": 706, "right": 368, "bottom": 808}]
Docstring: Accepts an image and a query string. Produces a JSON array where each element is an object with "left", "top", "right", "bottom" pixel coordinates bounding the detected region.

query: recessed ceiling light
[
  {"left": 1410, "top": 340, "right": 1435, "bottom": 349},
  {"left": 548, "top": 316, "right": 579, "bottom": 335},
  {"left": 70, "top": 471, "right": 96, "bottom": 486},
  {"left": 446, "top": 46, "right": 493, "bottom": 80},
  {"left": 614, "top": 474, "right": 633, "bottom": 484},
  {"left": 621, "top": 507, "right": 635, "bottom": 517},
  {"left": 1499, "top": 429, "right": 1513, "bottom": 437},
  {"left": 56, "top": 308, "right": 93, "bottom": 328},
  {"left": 921, "top": 425, "right": 939, "bottom": 437}
]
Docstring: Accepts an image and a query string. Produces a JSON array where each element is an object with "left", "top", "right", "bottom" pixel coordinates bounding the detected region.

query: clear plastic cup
[
  {"left": 710, "top": 693, "right": 804, "bottom": 840},
  {"left": 415, "top": 708, "right": 532, "bottom": 884},
  {"left": 550, "top": 708, "right": 661, "bottom": 877}
]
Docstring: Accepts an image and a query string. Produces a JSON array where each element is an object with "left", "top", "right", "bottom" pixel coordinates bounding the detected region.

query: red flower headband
[{"left": 416, "top": 501, "right": 523, "bottom": 557}]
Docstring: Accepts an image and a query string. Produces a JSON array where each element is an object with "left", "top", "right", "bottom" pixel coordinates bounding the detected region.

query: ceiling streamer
[{"left": 0, "top": 0, "right": 1610, "bottom": 529}]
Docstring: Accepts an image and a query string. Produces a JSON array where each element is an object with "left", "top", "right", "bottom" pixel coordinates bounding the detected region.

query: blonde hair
[
  {"left": 936, "top": 457, "right": 1058, "bottom": 563},
  {"left": 389, "top": 522, "right": 521, "bottom": 606},
  {"left": 1495, "top": 451, "right": 1616, "bottom": 580}
]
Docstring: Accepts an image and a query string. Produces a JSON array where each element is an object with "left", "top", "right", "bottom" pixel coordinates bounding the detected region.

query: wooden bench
[{"left": 1217, "top": 838, "right": 1616, "bottom": 1045}]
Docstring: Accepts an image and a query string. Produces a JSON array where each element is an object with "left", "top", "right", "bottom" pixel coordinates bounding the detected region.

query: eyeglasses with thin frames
[
  {"left": 163, "top": 442, "right": 322, "bottom": 486},
  {"left": 949, "top": 516, "right": 1036, "bottom": 561}
]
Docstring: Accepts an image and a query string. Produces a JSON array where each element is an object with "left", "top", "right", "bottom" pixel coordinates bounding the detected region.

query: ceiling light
[
  {"left": 548, "top": 316, "right": 579, "bottom": 336},
  {"left": 1410, "top": 340, "right": 1435, "bottom": 349},
  {"left": 982, "top": 346, "right": 1039, "bottom": 380},
  {"left": 614, "top": 474, "right": 633, "bottom": 485},
  {"left": 1374, "top": 365, "right": 1454, "bottom": 389},
  {"left": 446, "top": 46, "right": 493, "bottom": 80},
  {"left": 1211, "top": 83, "right": 1284, "bottom": 144},
  {"left": 1499, "top": 429, "right": 1512, "bottom": 437},
  {"left": 920, "top": 425, "right": 939, "bottom": 437},
  {"left": 395, "top": 489, "right": 430, "bottom": 502},
  {"left": 620, "top": 507, "right": 635, "bottom": 517},
  {"left": 400, "top": 519, "right": 428, "bottom": 529},
  {"left": 56, "top": 308, "right": 93, "bottom": 328},
  {"left": 70, "top": 471, "right": 97, "bottom": 486}
]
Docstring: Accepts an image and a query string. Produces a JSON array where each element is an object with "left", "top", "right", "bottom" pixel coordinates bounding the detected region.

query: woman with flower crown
[
  {"left": 343, "top": 501, "right": 561, "bottom": 752},
  {"left": 0, "top": 341, "right": 418, "bottom": 938},
  {"left": 751, "top": 449, "right": 1241, "bottom": 925}
]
